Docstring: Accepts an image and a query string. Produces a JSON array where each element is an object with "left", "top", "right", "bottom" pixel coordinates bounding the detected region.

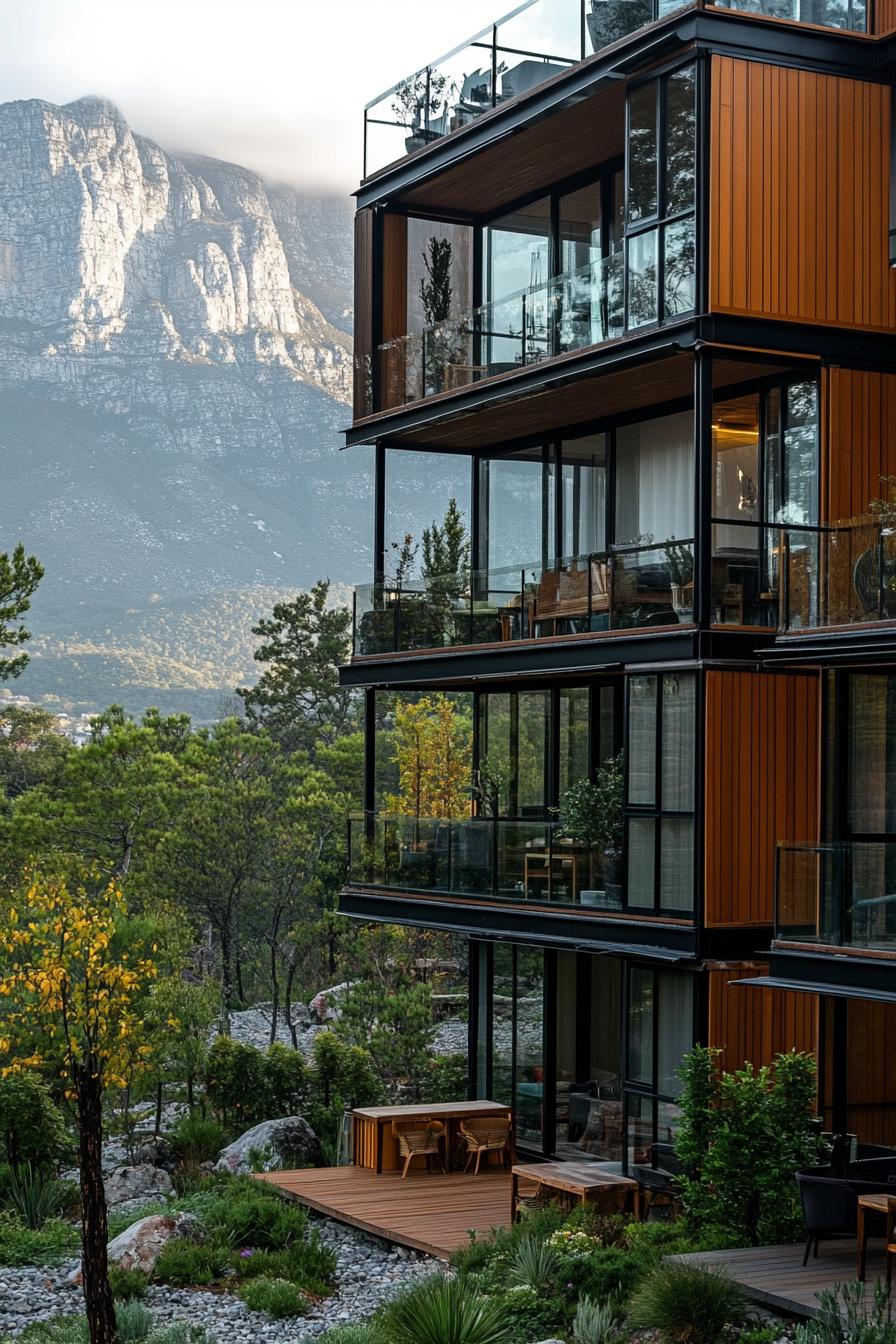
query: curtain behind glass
[
  {"left": 657, "top": 971, "right": 694, "bottom": 1096},
  {"left": 561, "top": 435, "right": 607, "bottom": 557},
  {"left": 615, "top": 411, "right": 694, "bottom": 545},
  {"left": 848, "top": 674, "right": 896, "bottom": 835}
]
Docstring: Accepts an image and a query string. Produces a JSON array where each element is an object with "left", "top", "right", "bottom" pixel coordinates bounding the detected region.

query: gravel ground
[{"left": 0, "top": 1219, "right": 440, "bottom": 1341}]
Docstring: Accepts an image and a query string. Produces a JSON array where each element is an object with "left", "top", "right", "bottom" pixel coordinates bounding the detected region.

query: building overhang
[
  {"left": 734, "top": 948, "right": 896, "bottom": 1002},
  {"left": 339, "top": 885, "right": 699, "bottom": 960}
]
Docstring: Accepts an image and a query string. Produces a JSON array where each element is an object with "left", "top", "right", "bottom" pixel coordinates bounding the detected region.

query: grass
[
  {"left": 628, "top": 1260, "right": 750, "bottom": 1344},
  {"left": 0, "top": 1211, "right": 80, "bottom": 1266}
]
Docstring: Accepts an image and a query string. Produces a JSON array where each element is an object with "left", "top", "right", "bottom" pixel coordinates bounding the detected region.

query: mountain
[{"left": 0, "top": 95, "right": 369, "bottom": 720}]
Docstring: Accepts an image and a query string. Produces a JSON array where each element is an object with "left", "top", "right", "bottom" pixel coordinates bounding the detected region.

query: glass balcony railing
[
  {"left": 362, "top": 0, "right": 866, "bottom": 179},
  {"left": 348, "top": 812, "right": 624, "bottom": 908},
  {"left": 366, "top": 253, "right": 627, "bottom": 415},
  {"left": 711, "top": 518, "right": 896, "bottom": 632},
  {"left": 353, "top": 540, "right": 695, "bottom": 656},
  {"left": 777, "top": 842, "right": 896, "bottom": 953}
]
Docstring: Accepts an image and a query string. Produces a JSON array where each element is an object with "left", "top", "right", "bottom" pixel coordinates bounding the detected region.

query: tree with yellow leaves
[
  {"left": 383, "top": 693, "right": 472, "bottom": 822},
  {"left": 0, "top": 866, "right": 159, "bottom": 1344}
]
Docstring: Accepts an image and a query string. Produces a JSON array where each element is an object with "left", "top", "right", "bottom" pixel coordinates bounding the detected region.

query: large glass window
[
  {"left": 625, "top": 966, "right": 694, "bottom": 1168},
  {"left": 615, "top": 410, "right": 694, "bottom": 546},
  {"left": 625, "top": 64, "right": 696, "bottom": 329},
  {"left": 514, "top": 948, "right": 545, "bottom": 1147},
  {"left": 711, "top": 378, "right": 819, "bottom": 627},
  {"left": 383, "top": 448, "right": 471, "bottom": 580},
  {"left": 484, "top": 198, "right": 551, "bottom": 369},
  {"left": 478, "top": 690, "right": 551, "bottom": 818},
  {"left": 560, "top": 435, "right": 607, "bottom": 558},
  {"left": 556, "top": 955, "right": 623, "bottom": 1161},
  {"left": 479, "top": 447, "right": 553, "bottom": 576},
  {"left": 847, "top": 674, "right": 896, "bottom": 837},
  {"left": 625, "top": 673, "right": 696, "bottom": 914}
]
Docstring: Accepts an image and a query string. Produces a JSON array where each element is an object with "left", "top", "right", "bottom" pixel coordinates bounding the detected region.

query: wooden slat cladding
[
  {"left": 823, "top": 367, "right": 896, "bottom": 520},
  {"left": 353, "top": 208, "right": 375, "bottom": 419},
  {"left": 704, "top": 670, "right": 820, "bottom": 926},
  {"left": 709, "top": 57, "right": 894, "bottom": 330},
  {"left": 821, "top": 998, "right": 896, "bottom": 1145},
  {"left": 874, "top": 0, "right": 896, "bottom": 31},
  {"left": 706, "top": 963, "right": 818, "bottom": 1069}
]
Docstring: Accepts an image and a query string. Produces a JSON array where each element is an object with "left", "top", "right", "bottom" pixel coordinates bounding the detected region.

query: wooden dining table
[
  {"left": 511, "top": 1160, "right": 640, "bottom": 1221},
  {"left": 353, "top": 1100, "right": 513, "bottom": 1174},
  {"left": 857, "top": 1191, "right": 895, "bottom": 1279}
]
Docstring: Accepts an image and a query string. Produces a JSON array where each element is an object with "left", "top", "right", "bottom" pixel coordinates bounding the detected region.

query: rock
[
  {"left": 309, "top": 981, "right": 353, "bottom": 1024},
  {"left": 132, "top": 1136, "right": 177, "bottom": 1171},
  {"left": 106, "top": 1212, "right": 202, "bottom": 1276},
  {"left": 103, "top": 1163, "right": 174, "bottom": 1207},
  {"left": 216, "top": 1116, "right": 322, "bottom": 1174}
]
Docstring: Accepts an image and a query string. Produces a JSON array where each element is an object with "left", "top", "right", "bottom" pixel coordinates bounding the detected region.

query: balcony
[
  {"left": 362, "top": 0, "right": 867, "bottom": 180},
  {"left": 353, "top": 540, "right": 695, "bottom": 657},
  {"left": 776, "top": 842, "right": 896, "bottom": 954},
  {"left": 348, "top": 812, "right": 624, "bottom": 908}
]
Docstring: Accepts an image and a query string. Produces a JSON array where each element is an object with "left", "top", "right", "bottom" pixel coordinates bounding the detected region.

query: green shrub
[
  {"left": 572, "top": 1297, "right": 619, "bottom": 1344},
  {"left": 628, "top": 1261, "right": 749, "bottom": 1343},
  {"left": 311, "top": 1032, "right": 382, "bottom": 1111},
  {"left": 153, "top": 1238, "right": 230, "bottom": 1287},
  {"left": 204, "top": 1037, "right": 265, "bottom": 1127},
  {"left": 170, "top": 1114, "right": 226, "bottom": 1165},
  {"left": 238, "top": 1276, "right": 307, "bottom": 1319},
  {"left": 114, "top": 1300, "right": 154, "bottom": 1342},
  {"left": 232, "top": 1239, "right": 336, "bottom": 1293},
  {"left": 7, "top": 1164, "right": 70, "bottom": 1229},
  {"left": 320, "top": 1329, "right": 384, "bottom": 1344},
  {"left": 740, "top": 1329, "right": 784, "bottom": 1344},
  {"left": 262, "top": 1043, "right": 309, "bottom": 1117},
  {"left": 109, "top": 1265, "right": 149, "bottom": 1300},
  {"left": 0, "top": 1073, "right": 71, "bottom": 1169},
  {"left": 484, "top": 1284, "right": 566, "bottom": 1343},
  {"left": 676, "top": 1045, "right": 825, "bottom": 1247},
  {"left": 507, "top": 1235, "right": 562, "bottom": 1291},
  {"left": 794, "top": 1280, "right": 896, "bottom": 1343},
  {"left": 571, "top": 1245, "right": 640, "bottom": 1302},
  {"left": 379, "top": 1275, "right": 511, "bottom": 1344},
  {"left": 0, "top": 1211, "right": 80, "bottom": 1266},
  {"left": 422, "top": 1054, "right": 469, "bottom": 1104},
  {"left": 17, "top": 1316, "right": 210, "bottom": 1344},
  {"left": 216, "top": 1188, "right": 309, "bottom": 1249}
]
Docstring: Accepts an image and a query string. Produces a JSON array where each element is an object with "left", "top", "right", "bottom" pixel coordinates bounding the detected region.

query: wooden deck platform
[
  {"left": 257, "top": 1166, "right": 512, "bottom": 1259},
  {"left": 675, "top": 1241, "right": 888, "bottom": 1319}
]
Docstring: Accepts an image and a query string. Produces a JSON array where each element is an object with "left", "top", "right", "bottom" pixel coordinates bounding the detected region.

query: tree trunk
[
  {"left": 186, "top": 1072, "right": 195, "bottom": 1112},
  {"left": 284, "top": 960, "right": 298, "bottom": 1050},
  {"left": 75, "top": 1064, "right": 116, "bottom": 1344},
  {"left": 235, "top": 954, "right": 245, "bottom": 1006}
]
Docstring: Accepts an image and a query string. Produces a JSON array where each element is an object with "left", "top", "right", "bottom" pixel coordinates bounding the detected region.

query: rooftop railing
[
  {"left": 362, "top": 0, "right": 867, "bottom": 179},
  {"left": 348, "top": 812, "right": 625, "bottom": 908},
  {"left": 353, "top": 539, "right": 695, "bottom": 657},
  {"left": 777, "top": 841, "right": 896, "bottom": 953}
]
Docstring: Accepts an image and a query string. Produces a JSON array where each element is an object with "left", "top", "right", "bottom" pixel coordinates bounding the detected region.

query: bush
[
  {"left": 262, "top": 1043, "right": 309, "bottom": 1117},
  {"left": 114, "top": 1301, "right": 154, "bottom": 1343},
  {"left": 108, "top": 1265, "right": 149, "bottom": 1300},
  {"left": 422, "top": 1054, "right": 469, "bottom": 1104},
  {"left": 170, "top": 1114, "right": 226, "bottom": 1166},
  {"left": 17, "top": 1316, "right": 210, "bottom": 1344},
  {"left": 676, "top": 1045, "right": 825, "bottom": 1247},
  {"left": 6, "top": 1164, "right": 71, "bottom": 1229},
  {"left": 216, "top": 1188, "right": 309, "bottom": 1249},
  {"left": 572, "top": 1245, "right": 641, "bottom": 1302},
  {"left": 507, "top": 1235, "right": 561, "bottom": 1291},
  {"left": 484, "top": 1284, "right": 565, "bottom": 1343},
  {"left": 627, "top": 1261, "right": 749, "bottom": 1343},
  {"left": 153, "top": 1238, "right": 231, "bottom": 1287},
  {"left": 0, "top": 1073, "right": 71, "bottom": 1169},
  {"left": 379, "top": 1275, "right": 511, "bottom": 1344},
  {"left": 238, "top": 1275, "right": 308, "bottom": 1318},
  {"left": 572, "top": 1297, "right": 619, "bottom": 1344},
  {"left": 203, "top": 1037, "right": 265, "bottom": 1127},
  {"left": 794, "top": 1280, "right": 896, "bottom": 1343},
  {"left": 0, "top": 1211, "right": 80, "bottom": 1266},
  {"left": 232, "top": 1239, "right": 336, "bottom": 1294},
  {"left": 320, "top": 1329, "right": 384, "bottom": 1344}
]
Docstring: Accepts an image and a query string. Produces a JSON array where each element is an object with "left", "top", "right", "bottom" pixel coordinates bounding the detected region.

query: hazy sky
[{"left": 0, "top": 0, "right": 493, "bottom": 193}]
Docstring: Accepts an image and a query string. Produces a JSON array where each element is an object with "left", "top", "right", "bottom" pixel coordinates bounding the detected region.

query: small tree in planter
[
  {"left": 555, "top": 751, "right": 624, "bottom": 906},
  {"left": 664, "top": 540, "right": 694, "bottom": 622},
  {"left": 391, "top": 70, "right": 450, "bottom": 151}
]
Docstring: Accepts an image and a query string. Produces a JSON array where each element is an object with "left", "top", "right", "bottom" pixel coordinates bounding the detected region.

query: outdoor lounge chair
[
  {"left": 797, "top": 1168, "right": 894, "bottom": 1264},
  {"left": 459, "top": 1116, "right": 511, "bottom": 1175},
  {"left": 391, "top": 1119, "right": 447, "bottom": 1179},
  {"left": 633, "top": 1141, "right": 684, "bottom": 1218}
]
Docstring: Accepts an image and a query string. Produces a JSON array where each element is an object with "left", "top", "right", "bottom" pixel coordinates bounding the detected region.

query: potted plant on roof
[
  {"left": 665, "top": 539, "right": 695, "bottom": 623},
  {"left": 391, "top": 69, "right": 450, "bottom": 154},
  {"left": 555, "top": 751, "right": 624, "bottom": 907}
]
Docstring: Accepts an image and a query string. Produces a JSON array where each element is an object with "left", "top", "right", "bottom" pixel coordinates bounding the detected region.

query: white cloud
[{"left": 0, "top": 0, "right": 493, "bottom": 190}]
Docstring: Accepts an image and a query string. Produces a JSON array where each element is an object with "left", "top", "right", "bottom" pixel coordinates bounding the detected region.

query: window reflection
[
  {"left": 561, "top": 435, "right": 607, "bottom": 558},
  {"left": 556, "top": 956, "right": 623, "bottom": 1161},
  {"left": 514, "top": 947, "right": 545, "bottom": 1147},
  {"left": 479, "top": 447, "right": 552, "bottom": 575}
]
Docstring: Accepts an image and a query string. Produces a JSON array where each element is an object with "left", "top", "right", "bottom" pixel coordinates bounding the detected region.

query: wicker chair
[
  {"left": 459, "top": 1116, "right": 511, "bottom": 1175},
  {"left": 391, "top": 1120, "right": 447, "bottom": 1179}
]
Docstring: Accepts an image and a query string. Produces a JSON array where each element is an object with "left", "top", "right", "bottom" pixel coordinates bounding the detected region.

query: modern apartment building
[{"left": 341, "top": 0, "right": 896, "bottom": 1169}]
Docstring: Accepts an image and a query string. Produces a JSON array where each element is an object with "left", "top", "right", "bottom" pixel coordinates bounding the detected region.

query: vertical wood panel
[
  {"left": 704, "top": 670, "right": 821, "bottom": 926},
  {"left": 874, "top": 0, "right": 896, "bottom": 33},
  {"left": 824, "top": 367, "right": 896, "bottom": 520},
  {"left": 709, "top": 57, "right": 896, "bottom": 329},
  {"left": 706, "top": 963, "right": 818, "bottom": 1071},
  {"left": 353, "top": 208, "right": 374, "bottom": 419}
]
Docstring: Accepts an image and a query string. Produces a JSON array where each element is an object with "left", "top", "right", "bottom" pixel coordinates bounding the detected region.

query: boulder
[
  {"left": 215, "top": 1116, "right": 321, "bottom": 1174},
  {"left": 131, "top": 1136, "right": 177, "bottom": 1171},
  {"left": 309, "top": 981, "right": 353, "bottom": 1024},
  {"left": 106, "top": 1212, "right": 203, "bottom": 1275},
  {"left": 103, "top": 1163, "right": 174, "bottom": 1208}
]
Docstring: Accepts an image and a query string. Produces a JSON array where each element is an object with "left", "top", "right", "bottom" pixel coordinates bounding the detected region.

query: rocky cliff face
[{"left": 0, "top": 96, "right": 368, "bottom": 719}]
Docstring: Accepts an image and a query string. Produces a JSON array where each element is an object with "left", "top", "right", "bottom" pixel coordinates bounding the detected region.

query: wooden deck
[
  {"left": 675, "top": 1241, "right": 889, "bottom": 1319},
  {"left": 257, "top": 1165, "right": 512, "bottom": 1259}
]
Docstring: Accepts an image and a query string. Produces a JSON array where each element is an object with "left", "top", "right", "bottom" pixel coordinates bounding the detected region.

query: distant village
[{"left": 0, "top": 690, "right": 94, "bottom": 745}]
